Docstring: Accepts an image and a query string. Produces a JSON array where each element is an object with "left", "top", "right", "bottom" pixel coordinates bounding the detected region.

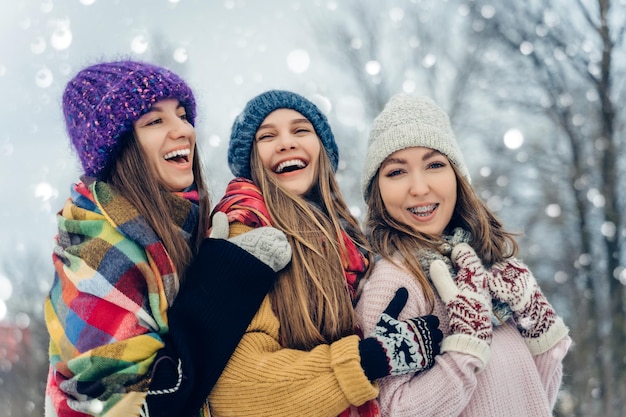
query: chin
[{"left": 166, "top": 180, "right": 194, "bottom": 192}]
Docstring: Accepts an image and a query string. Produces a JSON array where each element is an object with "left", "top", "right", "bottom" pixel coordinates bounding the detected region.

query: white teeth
[
  {"left": 409, "top": 204, "right": 437, "bottom": 215},
  {"left": 164, "top": 148, "right": 190, "bottom": 160},
  {"left": 275, "top": 159, "right": 306, "bottom": 173}
]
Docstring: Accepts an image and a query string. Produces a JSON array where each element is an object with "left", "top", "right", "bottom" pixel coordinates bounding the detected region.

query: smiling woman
[
  {"left": 44, "top": 60, "right": 291, "bottom": 417},
  {"left": 133, "top": 98, "right": 196, "bottom": 191},
  {"left": 356, "top": 94, "right": 571, "bottom": 416},
  {"left": 254, "top": 108, "right": 322, "bottom": 196},
  {"left": 209, "top": 90, "right": 443, "bottom": 417}
]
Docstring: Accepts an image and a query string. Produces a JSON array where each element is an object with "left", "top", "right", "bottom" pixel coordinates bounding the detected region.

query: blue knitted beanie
[{"left": 228, "top": 90, "right": 339, "bottom": 179}]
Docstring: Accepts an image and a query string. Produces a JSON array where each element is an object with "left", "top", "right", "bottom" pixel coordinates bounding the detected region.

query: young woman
[
  {"left": 356, "top": 94, "right": 571, "bottom": 416},
  {"left": 207, "top": 90, "right": 443, "bottom": 417},
  {"left": 44, "top": 60, "right": 290, "bottom": 417}
]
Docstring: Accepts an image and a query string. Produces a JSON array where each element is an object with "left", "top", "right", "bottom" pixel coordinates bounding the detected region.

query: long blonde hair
[
  {"left": 251, "top": 142, "right": 372, "bottom": 350},
  {"left": 366, "top": 162, "right": 518, "bottom": 308},
  {"left": 106, "top": 132, "right": 211, "bottom": 280}
]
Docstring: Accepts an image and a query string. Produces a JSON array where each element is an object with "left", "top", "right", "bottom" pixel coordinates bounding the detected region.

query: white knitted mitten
[
  {"left": 489, "top": 258, "right": 568, "bottom": 355},
  {"left": 430, "top": 243, "right": 492, "bottom": 370}
]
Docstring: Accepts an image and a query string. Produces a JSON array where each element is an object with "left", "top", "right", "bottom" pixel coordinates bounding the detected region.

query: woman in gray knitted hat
[
  {"left": 356, "top": 94, "right": 571, "bottom": 416},
  {"left": 208, "top": 90, "right": 443, "bottom": 417}
]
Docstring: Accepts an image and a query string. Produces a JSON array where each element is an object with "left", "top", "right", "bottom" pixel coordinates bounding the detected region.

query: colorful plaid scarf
[
  {"left": 213, "top": 178, "right": 379, "bottom": 417},
  {"left": 44, "top": 180, "right": 200, "bottom": 417}
]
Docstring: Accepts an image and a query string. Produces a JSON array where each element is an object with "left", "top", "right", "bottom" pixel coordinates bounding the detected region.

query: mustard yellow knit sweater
[{"left": 208, "top": 223, "right": 378, "bottom": 417}]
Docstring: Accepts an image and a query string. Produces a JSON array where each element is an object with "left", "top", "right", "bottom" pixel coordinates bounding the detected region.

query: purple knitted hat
[{"left": 62, "top": 60, "right": 196, "bottom": 178}]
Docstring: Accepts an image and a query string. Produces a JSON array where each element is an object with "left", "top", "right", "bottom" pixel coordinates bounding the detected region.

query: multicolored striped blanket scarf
[
  {"left": 213, "top": 177, "right": 380, "bottom": 417},
  {"left": 44, "top": 180, "right": 200, "bottom": 417}
]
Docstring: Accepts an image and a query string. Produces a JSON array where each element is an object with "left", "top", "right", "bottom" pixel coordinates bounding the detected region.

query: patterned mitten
[
  {"left": 490, "top": 258, "right": 568, "bottom": 355},
  {"left": 210, "top": 212, "right": 292, "bottom": 272},
  {"left": 359, "top": 287, "right": 443, "bottom": 380},
  {"left": 430, "top": 243, "right": 492, "bottom": 370}
]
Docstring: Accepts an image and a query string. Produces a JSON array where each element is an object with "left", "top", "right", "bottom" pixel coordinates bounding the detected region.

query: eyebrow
[
  {"left": 257, "top": 118, "right": 312, "bottom": 130},
  {"left": 381, "top": 149, "right": 443, "bottom": 167},
  {"left": 145, "top": 101, "right": 184, "bottom": 113},
  {"left": 423, "top": 149, "right": 441, "bottom": 160}
]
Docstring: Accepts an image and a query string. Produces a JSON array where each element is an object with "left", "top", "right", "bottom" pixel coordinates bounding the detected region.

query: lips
[
  {"left": 408, "top": 203, "right": 438, "bottom": 217},
  {"left": 274, "top": 159, "right": 307, "bottom": 173},
  {"left": 164, "top": 148, "right": 190, "bottom": 163}
]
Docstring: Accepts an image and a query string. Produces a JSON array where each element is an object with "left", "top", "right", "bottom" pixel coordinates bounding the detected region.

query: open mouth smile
[
  {"left": 274, "top": 159, "right": 307, "bottom": 173},
  {"left": 164, "top": 148, "right": 191, "bottom": 164},
  {"left": 408, "top": 204, "right": 438, "bottom": 217}
]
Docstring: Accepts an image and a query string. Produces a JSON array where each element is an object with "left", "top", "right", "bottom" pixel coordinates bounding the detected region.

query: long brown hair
[
  {"left": 366, "top": 161, "right": 518, "bottom": 307},
  {"left": 251, "top": 142, "right": 372, "bottom": 351},
  {"left": 105, "top": 132, "right": 211, "bottom": 280}
]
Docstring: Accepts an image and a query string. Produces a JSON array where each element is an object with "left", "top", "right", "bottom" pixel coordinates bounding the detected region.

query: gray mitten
[{"left": 210, "top": 212, "right": 292, "bottom": 273}]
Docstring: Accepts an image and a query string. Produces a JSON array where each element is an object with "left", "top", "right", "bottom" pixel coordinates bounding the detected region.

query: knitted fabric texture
[
  {"left": 228, "top": 90, "right": 339, "bottom": 179},
  {"left": 361, "top": 94, "right": 470, "bottom": 200},
  {"left": 63, "top": 60, "right": 196, "bottom": 179},
  {"left": 355, "top": 257, "right": 571, "bottom": 416},
  {"left": 45, "top": 180, "right": 199, "bottom": 416},
  {"left": 211, "top": 178, "right": 379, "bottom": 416},
  {"left": 416, "top": 227, "right": 513, "bottom": 326}
]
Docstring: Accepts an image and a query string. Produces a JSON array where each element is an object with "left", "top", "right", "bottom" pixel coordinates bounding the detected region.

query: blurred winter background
[{"left": 0, "top": 0, "right": 624, "bottom": 416}]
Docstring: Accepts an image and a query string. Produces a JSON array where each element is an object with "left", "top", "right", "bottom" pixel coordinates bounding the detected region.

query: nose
[
  {"left": 169, "top": 117, "right": 194, "bottom": 139},
  {"left": 276, "top": 133, "right": 298, "bottom": 152},
  {"left": 408, "top": 173, "right": 429, "bottom": 196}
]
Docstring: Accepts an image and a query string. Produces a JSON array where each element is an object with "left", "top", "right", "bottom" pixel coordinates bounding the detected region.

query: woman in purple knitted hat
[{"left": 44, "top": 60, "right": 291, "bottom": 417}]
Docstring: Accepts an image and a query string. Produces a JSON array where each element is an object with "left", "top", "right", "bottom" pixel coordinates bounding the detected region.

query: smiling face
[
  {"left": 254, "top": 108, "right": 321, "bottom": 196},
  {"left": 377, "top": 146, "right": 457, "bottom": 236},
  {"left": 133, "top": 98, "right": 196, "bottom": 192}
]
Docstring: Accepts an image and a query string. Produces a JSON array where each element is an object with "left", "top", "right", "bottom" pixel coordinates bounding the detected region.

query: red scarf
[{"left": 212, "top": 178, "right": 379, "bottom": 417}]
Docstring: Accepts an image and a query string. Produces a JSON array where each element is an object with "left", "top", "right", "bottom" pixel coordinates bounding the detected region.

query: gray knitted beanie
[
  {"left": 361, "top": 94, "right": 470, "bottom": 200},
  {"left": 228, "top": 90, "right": 339, "bottom": 180}
]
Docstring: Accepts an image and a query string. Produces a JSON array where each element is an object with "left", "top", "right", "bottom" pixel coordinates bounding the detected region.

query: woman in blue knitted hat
[
  {"left": 208, "top": 90, "right": 443, "bottom": 417},
  {"left": 44, "top": 60, "right": 291, "bottom": 417},
  {"left": 356, "top": 94, "right": 571, "bottom": 416}
]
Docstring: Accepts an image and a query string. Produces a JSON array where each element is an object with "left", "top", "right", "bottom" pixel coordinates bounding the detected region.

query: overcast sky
[
  {"left": 0, "top": 0, "right": 346, "bottom": 247},
  {"left": 0, "top": 0, "right": 367, "bottom": 318}
]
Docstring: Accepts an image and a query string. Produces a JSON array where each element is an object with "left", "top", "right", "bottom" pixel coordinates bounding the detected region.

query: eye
[
  {"left": 256, "top": 132, "right": 274, "bottom": 141},
  {"left": 384, "top": 168, "right": 404, "bottom": 178},
  {"left": 145, "top": 117, "right": 162, "bottom": 126},
  {"left": 178, "top": 112, "right": 188, "bottom": 121},
  {"left": 428, "top": 161, "right": 447, "bottom": 169}
]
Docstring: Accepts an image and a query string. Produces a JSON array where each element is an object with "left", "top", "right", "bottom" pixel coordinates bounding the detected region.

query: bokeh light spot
[
  {"left": 503, "top": 128, "right": 524, "bottom": 149},
  {"left": 35, "top": 67, "right": 53, "bottom": 88},
  {"left": 0, "top": 275, "right": 12, "bottom": 301},
  {"left": 173, "top": 47, "right": 188, "bottom": 63},
  {"left": 131, "top": 35, "right": 149, "bottom": 54},
  {"left": 287, "top": 49, "right": 310, "bottom": 74}
]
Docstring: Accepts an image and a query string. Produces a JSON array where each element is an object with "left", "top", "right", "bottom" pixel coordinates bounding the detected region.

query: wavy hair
[{"left": 365, "top": 161, "right": 518, "bottom": 308}]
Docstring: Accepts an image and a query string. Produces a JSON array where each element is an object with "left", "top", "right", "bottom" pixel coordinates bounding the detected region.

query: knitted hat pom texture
[
  {"left": 361, "top": 94, "right": 470, "bottom": 200},
  {"left": 63, "top": 60, "right": 196, "bottom": 179},
  {"left": 227, "top": 90, "right": 339, "bottom": 179}
]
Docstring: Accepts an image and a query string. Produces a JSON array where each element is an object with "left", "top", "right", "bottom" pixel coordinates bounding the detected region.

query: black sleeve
[{"left": 146, "top": 238, "right": 277, "bottom": 416}]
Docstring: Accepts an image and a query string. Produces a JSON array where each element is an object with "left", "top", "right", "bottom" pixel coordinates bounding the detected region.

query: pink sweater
[{"left": 355, "top": 257, "right": 571, "bottom": 417}]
